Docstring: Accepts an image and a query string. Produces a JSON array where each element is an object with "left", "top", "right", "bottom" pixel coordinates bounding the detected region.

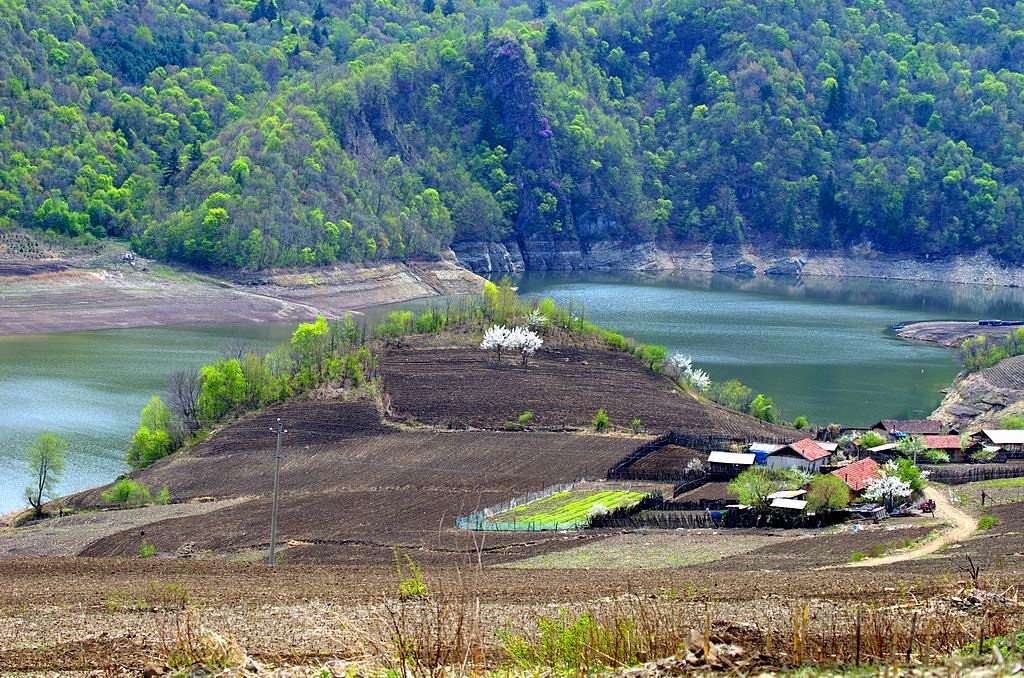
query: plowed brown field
[
  {"left": 60, "top": 400, "right": 637, "bottom": 564},
  {"left": 382, "top": 343, "right": 794, "bottom": 436}
]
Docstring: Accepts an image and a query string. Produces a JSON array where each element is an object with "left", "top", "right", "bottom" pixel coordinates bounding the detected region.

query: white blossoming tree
[
  {"left": 687, "top": 368, "right": 711, "bottom": 394},
  {"left": 506, "top": 326, "right": 543, "bottom": 368},
  {"left": 863, "top": 474, "right": 913, "bottom": 511},
  {"left": 667, "top": 353, "right": 712, "bottom": 394},
  {"left": 480, "top": 325, "right": 510, "bottom": 363},
  {"left": 667, "top": 353, "right": 692, "bottom": 377},
  {"left": 525, "top": 310, "right": 549, "bottom": 332}
]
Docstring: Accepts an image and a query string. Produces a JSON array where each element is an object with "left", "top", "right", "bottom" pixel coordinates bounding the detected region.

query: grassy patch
[
  {"left": 504, "top": 531, "right": 797, "bottom": 570},
  {"left": 976, "top": 477, "right": 1024, "bottom": 489},
  {"left": 978, "top": 515, "right": 1001, "bottom": 530}
]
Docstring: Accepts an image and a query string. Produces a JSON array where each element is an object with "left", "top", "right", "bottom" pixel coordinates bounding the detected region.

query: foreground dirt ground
[{"left": 0, "top": 551, "right": 1019, "bottom": 675}]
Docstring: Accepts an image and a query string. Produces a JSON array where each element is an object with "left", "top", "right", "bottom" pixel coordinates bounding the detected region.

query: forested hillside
[{"left": 2, "top": 0, "right": 1024, "bottom": 269}]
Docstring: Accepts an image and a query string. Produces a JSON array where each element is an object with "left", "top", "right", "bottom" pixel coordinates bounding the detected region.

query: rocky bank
[
  {"left": 452, "top": 238, "right": 1024, "bottom": 287},
  {"left": 930, "top": 355, "right": 1024, "bottom": 432}
]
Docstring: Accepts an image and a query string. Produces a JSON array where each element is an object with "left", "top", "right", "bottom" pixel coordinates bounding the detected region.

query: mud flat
[
  {"left": 896, "top": 320, "right": 1021, "bottom": 348},
  {"left": 0, "top": 258, "right": 484, "bottom": 336}
]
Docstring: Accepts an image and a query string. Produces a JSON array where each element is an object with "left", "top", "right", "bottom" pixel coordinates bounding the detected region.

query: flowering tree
[
  {"left": 525, "top": 310, "right": 549, "bottom": 332},
  {"left": 667, "top": 353, "right": 692, "bottom": 377},
  {"left": 667, "top": 353, "right": 711, "bottom": 393},
  {"left": 688, "top": 368, "right": 711, "bottom": 393},
  {"left": 480, "top": 325, "right": 510, "bottom": 363},
  {"left": 506, "top": 326, "right": 543, "bottom": 368},
  {"left": 863, "top": 461, "right": 915, "bottom": 510}
]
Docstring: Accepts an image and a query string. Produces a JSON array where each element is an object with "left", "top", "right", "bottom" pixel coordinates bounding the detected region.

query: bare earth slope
[
  {"left": 0, "top": 255, "right": 483, "bottom": 335},
  {"left": 382, "top": 342, "right": 795, "bottom": 437},
  {"left": 59, "top": 400, "right": 636, "bottom": 564}
]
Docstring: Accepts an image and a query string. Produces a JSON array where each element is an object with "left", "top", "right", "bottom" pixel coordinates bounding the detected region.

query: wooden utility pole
[{"left": 268, "top": 418, "right": 286, "bottom": 566}]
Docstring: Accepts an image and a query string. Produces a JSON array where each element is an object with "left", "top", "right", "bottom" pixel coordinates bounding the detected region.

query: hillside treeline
[{"left": 2, "top": 0, "right": 1023, "bottom": 268}]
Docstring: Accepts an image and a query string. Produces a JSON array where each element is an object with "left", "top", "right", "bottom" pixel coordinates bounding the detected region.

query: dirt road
[{"left": 846, "top": 486, "right": 975, "bottom": 568}]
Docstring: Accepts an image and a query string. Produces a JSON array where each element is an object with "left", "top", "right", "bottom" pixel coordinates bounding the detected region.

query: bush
[
  {"left": 603, "top": 331, "right": 629, "bottom": 352},
  {"left": 978, "top": 515, "right": 1000, "bottom": 530},
  {"left": 806, "top": 474, "right": 850, "bottom": 512},
  {"left": 518, "top": 411, "right": 534, "bottom": 426},
  {"left": 972, "top": 447, "right": 999, "bottom": 461},
  {"left": 630, "top": 417, "right": 642, "bottom": 434},
  {"left": 139, "top": 539, "right": 156, "bottom": 559},
  {"left": 793, "top": 415, "right": 810, "bottom": 430},
  {"left": 924, "top": 449, "right": 950, "bottom": 463},
  {"left": 395, "top": 553, "right": 429, "bottom": 599},
  {"left": 859, "top": 431, "right": 886, "bottom": 449},
  {"left": 155, "top": 487, "right": 171, "bottom": 506},
  {"left": 592, "top": 408, "right": 609, "bottom": 432},
  {"left": 851, "top": 550, "right": 867, "bottom": 562},
  {"left": 102, "top": 479, "right": 151, "bottom": 508}
]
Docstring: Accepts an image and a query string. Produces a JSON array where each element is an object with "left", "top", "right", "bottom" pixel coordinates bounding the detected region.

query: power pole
[{"left": 268, "top": 418, "right": 286, "bottom": 566}]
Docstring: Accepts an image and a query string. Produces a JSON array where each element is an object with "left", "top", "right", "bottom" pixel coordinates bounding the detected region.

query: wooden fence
[{"left": 923, "top": 464, "right": 1024, "bottom": 484}]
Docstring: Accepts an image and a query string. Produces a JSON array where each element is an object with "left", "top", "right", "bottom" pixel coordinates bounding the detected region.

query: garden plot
[{"left": 481, "top": 489, "right": 648, "bottom": 530}]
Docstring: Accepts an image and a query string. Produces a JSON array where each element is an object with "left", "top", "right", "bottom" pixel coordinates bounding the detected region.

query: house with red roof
[
  {"left": 766, "top": 438, "right": 832, "bottom": 473},
  {"left": 830, "top": 458, "right": 882, "bottom": 497}
]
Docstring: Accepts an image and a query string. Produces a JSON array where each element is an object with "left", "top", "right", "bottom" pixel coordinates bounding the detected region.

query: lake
[{"left": 2, "top": 272, "right": 1022, "bottom": 514}]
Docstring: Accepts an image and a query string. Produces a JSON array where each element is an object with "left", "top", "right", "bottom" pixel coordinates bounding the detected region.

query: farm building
[
  {"left": 980, "top": 429, "right": 1024, "bottom": 451},
  {"left": 922, "top": 434, "right": 966, "bottom": 461},
  {"left": 707, "top": 450, "right": 756, "bottom": 475},
  {"left": 872, "top": 419, "right": 943, "bottom": 438},
  {"left": 749, "top": 442, "right": 784, "bottom": 465},
  {"left": 830, "top": 458, "right": 882, "bottom": 497},
  {"left": 766, "top": 439, "right": 832, "bottom": 472}
]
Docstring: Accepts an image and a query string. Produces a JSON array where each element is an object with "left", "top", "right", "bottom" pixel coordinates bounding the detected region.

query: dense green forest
[{"left": 2, "top": 0, "right": 1023, "bottom": 269}]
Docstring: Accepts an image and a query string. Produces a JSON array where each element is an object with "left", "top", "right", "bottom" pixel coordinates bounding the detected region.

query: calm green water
[
  {"left": 518, "top": 271, "right": 1024, "bottom": 430},
  {"left": 0, "top": 324, "right": 296, "bottom": 514},
  {"left": 2, "top": 272, "right": 1023, "bottom": 514}
]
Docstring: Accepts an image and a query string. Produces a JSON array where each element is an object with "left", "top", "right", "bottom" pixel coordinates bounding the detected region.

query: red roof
[
  {"left": 923, "top": 435, "right": 961, "bottom": 450},
  {"left": 782, "top": 438, "right": 832, "bottom": 462},
  {"left": 831, "top": 458, "right": 881, "bottom": 492}
]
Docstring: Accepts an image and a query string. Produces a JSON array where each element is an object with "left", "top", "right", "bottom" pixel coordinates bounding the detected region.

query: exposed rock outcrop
[
  {"left": 764, "top": 257, "right": 806, "bottom": 276},
  {"left": 451, "top": 241, "right": 525, "bottom": 274}
]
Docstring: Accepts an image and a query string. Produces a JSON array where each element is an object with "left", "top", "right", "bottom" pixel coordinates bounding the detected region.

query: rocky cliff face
[
  {"left": 451, "top": 238, "right": 1024, "bottom": 287},
  {"left": 450, "top": 241, "right": 525, "bottom": 274}
]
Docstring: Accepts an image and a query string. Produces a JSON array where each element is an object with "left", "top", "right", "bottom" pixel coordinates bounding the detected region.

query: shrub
[
  {"left": 155, "top": 487, "right": 171, "bottom": 506},
  {"left": 851, "top": 550, "right": 867, "bottom": 562},
  {"left": 924, "top": 449, "right": 950, "bottom": 463},
  {"left": 603, "top": 331, "right": 629, "bottom": 352},
  {"left": 806, "top": 474, "right": 850, "bottom": 512},
  {"left": 858, "top": 431, "right": 886, "bottom": 449},
  {"left": 630, "top": 417, "right": 642, "bottom": 434},
  {"left": 592, "top": 408, "right": 609, "bottom": 432},
  {"left": 793, "top": 415, "right": 810, "bottom": 430},
  {"left": 868, "top": 543, "right": 886, "bottom": 558},
  {"left": 140, "top": 539, "right": 156, "bottom": 559},
  {"left": 102, "top": 479, "right": 151, "bottom": 508},
  {"left": 972, "top": 447, "right": 999, "bottom": 461},
  {"left": 395, "top": 553, "right": 429, "bottom": 599},
  {"left": 518, "top": 411, "right": 534, "bottom": 426},
  {"left": 978, "top": 515, "right": 1000, "bottom": 530}
]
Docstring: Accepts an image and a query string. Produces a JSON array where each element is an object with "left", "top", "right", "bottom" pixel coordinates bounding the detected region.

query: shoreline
[
  {"left": 0, "top": 257, "right": 485, "bottom": 337},
  {"left": 455, "top": 238, "right": 1024, "bottom": 288}
]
